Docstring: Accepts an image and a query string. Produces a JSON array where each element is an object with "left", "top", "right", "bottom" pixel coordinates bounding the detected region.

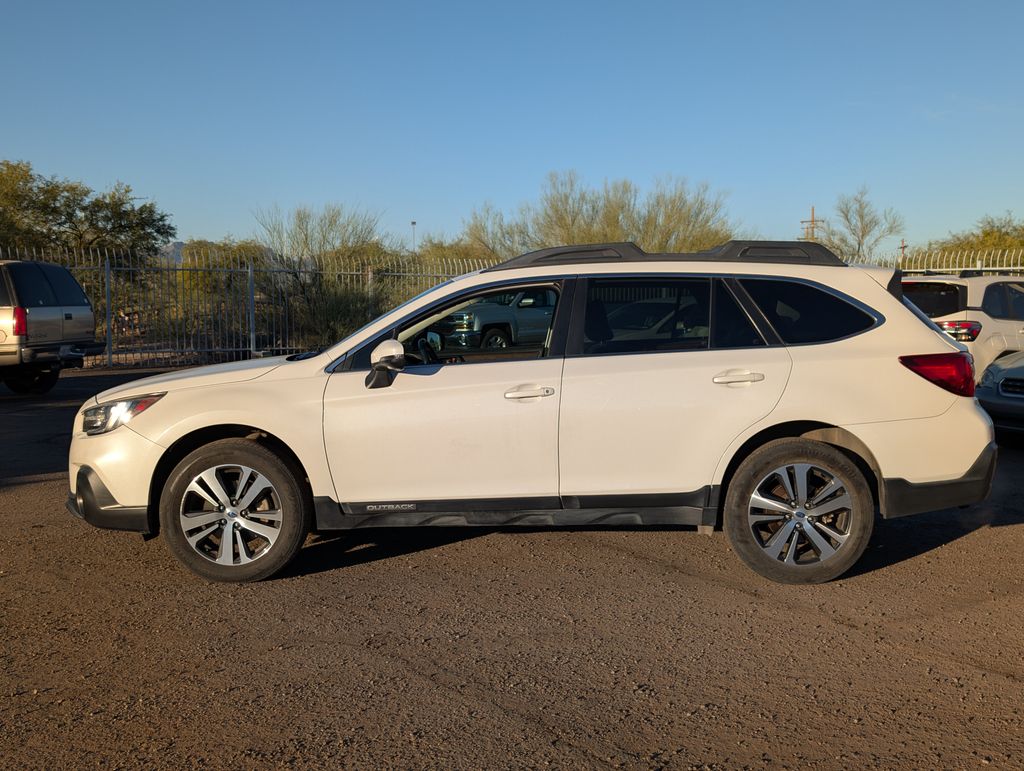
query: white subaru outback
[{"left": 67, "top": 241, "right": 996, "bottom": 584}]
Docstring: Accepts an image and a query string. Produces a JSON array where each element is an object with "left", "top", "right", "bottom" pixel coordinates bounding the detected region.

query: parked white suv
[
  {"left": 68, "top": 241, "right": 996, "bottom": 584},
  {"left": 902, "top": 273, "right": 1024, "bottom": 379}
]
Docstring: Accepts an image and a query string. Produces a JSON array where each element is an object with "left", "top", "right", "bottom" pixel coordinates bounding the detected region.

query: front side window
[
  {"left": 583, "top": 278, "right": 711, "bottom": 355},
  {"left": 383, "top": 283, "right": 561, "bottom": 367},
  {"left": 740, "top": 279, "right": 876, "bottom": 344}
]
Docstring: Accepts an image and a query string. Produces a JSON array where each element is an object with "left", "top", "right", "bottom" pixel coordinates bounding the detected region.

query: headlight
[
  {"left": 978, "top": 369, "right": 995, "bottom": 390},
  {"left": 82, "top": 393, "right": 165, "bottom": 435}
]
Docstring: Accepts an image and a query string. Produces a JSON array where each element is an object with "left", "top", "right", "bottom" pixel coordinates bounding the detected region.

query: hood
[
  {"left": 93, "top": 356, "right": 291, "bottom": 404},
  {"left": 985, "top": 350, "right": 1024, "bottom": 378}
]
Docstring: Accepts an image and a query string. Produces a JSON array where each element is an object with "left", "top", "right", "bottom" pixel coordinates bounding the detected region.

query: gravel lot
[{"left": 2, "top": 370, "right": 1023, "bottom": 768}]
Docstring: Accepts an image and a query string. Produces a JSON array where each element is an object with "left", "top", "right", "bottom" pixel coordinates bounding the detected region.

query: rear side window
[
  {"left": 38, "top": 263, "right": 90, "bottom": 306},
  {"left": 981, "top": 284, "right": 1008, "bottom": 318},
  {"left": 7, "top": 263, "right": 58, "bottom": 307},
  {"left": 740, "top": 279, "right": 875, "bottom": 344},
  {"left": 584, "top": 278, "right": 711, "bottom": 355},
  {"left": 0, "top": 271, "right": 11, "bottom": 306},
  {"left": 903, "top": 282, "right": 966, "bottom": 318}
]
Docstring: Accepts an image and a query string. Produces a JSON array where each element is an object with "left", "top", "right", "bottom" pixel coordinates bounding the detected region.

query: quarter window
[{"left": 740, "top": 279, "right": 875, "bottom": 344}]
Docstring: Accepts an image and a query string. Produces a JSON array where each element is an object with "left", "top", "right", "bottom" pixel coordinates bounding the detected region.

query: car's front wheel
[
  {"left": 724, "top": 438, "right": 874, "bottom": 584},
  {"left": 160, "top": 439, "right": 310, "bottom": 582}
]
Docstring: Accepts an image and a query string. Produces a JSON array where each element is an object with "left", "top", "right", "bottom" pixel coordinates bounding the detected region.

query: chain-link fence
[{"left": 0, "top": 246, "right": 496, "bottom": 367}]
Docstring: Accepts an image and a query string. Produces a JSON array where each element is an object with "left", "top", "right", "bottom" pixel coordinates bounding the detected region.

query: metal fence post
[
  {"left": 104, "top": 256, "right": 113, "bottom": 368},
  {"left": 248, "top": 260, "right": 257, "bottom": 358},
  {"left": 366, "top": 267, "right": 375, "bottom": 320}
]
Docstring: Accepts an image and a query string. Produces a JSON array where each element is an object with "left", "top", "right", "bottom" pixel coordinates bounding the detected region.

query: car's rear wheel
[
  {"left": 160, "top": 439, "right": 310, "bottom": 582},
  {"left": 724, "top": 438, "right": 874, "bottom": 584},
  {"left": 3, "top": 369, "right": 60, "bottom": 395}
]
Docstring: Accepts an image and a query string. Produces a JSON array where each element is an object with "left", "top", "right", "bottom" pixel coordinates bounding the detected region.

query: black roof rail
[{"left": 484, "top": 239, "right": 845, "bottom": 272}]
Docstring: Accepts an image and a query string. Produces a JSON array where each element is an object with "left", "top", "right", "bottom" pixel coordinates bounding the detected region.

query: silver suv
[{"left": 0, "top": 260, "right": 104, "bottom": 394}]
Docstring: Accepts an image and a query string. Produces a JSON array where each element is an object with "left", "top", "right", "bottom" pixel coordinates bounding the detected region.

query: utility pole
[
  {"left": 900, "top": 238, "right": 907, "bottom": 260},
  {"left": 411, "top": 221, "right": 417, "bottom": 253},
  {"left": 799, "top": 206, "right": 823, "bottom": 241}
]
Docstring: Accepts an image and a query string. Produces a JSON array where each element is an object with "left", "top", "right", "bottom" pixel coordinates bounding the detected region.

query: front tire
[
  {"left": 724, "top": 439, "right": 874, "bottom": 584},
  {"left": 481, "top": 328, "right": 511, "bottom": 348},
  {"left": 160, "top": 439, "right": 310, "bottom": 582}
]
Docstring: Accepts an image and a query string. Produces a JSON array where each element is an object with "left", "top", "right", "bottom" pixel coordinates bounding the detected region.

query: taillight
[
  {"left": 899, "top": 352, "right": 975, "bottom": 396},
  {"left": 12, "top": 306, "right": 27, "bottom": 337},
  {"left": 937, "top": 320, "right": 982, "bottom": 342}
]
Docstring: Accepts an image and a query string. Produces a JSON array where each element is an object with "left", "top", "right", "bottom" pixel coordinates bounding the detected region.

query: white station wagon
[{"left": 68, "top": 241, "right": 996, "bottom": 584}]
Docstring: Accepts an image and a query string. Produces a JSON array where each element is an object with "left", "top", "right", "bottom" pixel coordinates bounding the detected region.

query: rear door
[
  {"left": 558, "top": 276, "right": 792, "bottom": 500},
  {"left": 6, "top": 263, "right": 62, "bottom": 344},
  {"left": 38, "top": 262, "right": 94, "bottom": 342}
]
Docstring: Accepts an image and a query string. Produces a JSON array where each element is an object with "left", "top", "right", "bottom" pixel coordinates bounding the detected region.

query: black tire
[
  {"left": 159, "top": 438, "right": 310, "bottom": 582},
  {"left": 724, "top": 438, "right": 874, "bottom": 584},
  {"left": 481, "top": 327, "right": 511, "bottom": 348},
  {"left": 3, "top": 369, "right": 60, "bottom": 395}
]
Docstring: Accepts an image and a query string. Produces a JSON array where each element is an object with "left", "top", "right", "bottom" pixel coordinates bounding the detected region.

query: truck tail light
[
  {"left": 899, "top": 352, "right": 975, "bottom": 396},
  {"left": 937, "top": 320, "right": 982, "bottom": 342},
  {"left": 12, "top": 306, "right": 27, "bottom": 337}
]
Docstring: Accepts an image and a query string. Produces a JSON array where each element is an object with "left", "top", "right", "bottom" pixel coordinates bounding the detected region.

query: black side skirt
[{"left": 314, "top": 489, "right": 719, "bottom": 531}]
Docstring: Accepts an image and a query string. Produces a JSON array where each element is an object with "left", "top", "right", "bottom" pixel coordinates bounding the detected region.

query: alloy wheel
[
  {"left": 747, "top": 463, "right": 854, "bottom": 566},
  {"left": 179, "top": 464, "right": 283, "bottom": 566}
]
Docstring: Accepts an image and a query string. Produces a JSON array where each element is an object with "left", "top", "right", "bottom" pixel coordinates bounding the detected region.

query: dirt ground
[{"left": 2, "top": 370, "right": 1023, "bottom": 769}]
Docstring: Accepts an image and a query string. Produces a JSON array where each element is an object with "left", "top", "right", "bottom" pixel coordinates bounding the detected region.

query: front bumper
[
  {"left": 67, "top": 465, "right": 150, "bottom": 532},
  {"left": 976, "top": 386, "right": 1024, "bottom": 431},
  {"left": 881, "top": 441, "right": 997, "bottom": 519}
]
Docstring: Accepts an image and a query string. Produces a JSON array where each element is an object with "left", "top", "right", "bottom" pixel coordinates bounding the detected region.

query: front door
[{"left": 323, "top": 280, "right": 569, "bottom": 509}]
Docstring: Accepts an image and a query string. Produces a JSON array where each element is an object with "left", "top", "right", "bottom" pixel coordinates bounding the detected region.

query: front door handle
[
  {"left": 65, "top": 313, "right": 73, "bottom": 321},
  {"left": 712, "top": 370, "right": 765, "bottom": 385},
  {"left": 504, "top": 385, "right": 556, "bottom": 400}
]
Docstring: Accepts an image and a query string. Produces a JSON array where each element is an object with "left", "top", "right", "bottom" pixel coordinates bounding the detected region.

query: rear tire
[
  {"left": 724, "top": 438, "right": 874, "bottom": 584},
  {"left": 3, "top": 369, "right": 60, "bottom": 395},
  {"left": 160, "top": 439, "right": 310, "bottom": 582}
]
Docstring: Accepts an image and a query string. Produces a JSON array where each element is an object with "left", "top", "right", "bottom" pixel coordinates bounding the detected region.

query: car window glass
[
  {"left": 711, "top": 280, "right": 765, "bottom": 349},
  {"left": 0, "top": 272, "right": 11, "bottom": 306},
  {"left": 7, "top": 263, "right": 58, "bottom": 307},
  {"left": 38, "top": 263, "right": 90, "bottom": 306},
  {"left": 740, "top": 279, "right": 874, "bottom": 344},
  {"left": 1005, "top": 283, "right": 1024, "bottom": 321},
  {"left": 391, "top": 284, "right": 560, "bottom": 366},
  {"left": 982, "top": 284, "right": 1008, "bottom": 318},
  {"left": 902, "top": 282, "right": 965, "bottom": 318},
  {"left": 583, "top": 278, "right": 711, "bottom": 355}
]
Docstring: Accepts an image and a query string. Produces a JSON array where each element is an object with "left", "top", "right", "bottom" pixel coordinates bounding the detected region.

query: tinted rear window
[
  {"left": 902, "top": 282, "right": 965, "bottom": 318},
  {"left": 38, "top": 263, "right": 90, "bottom": 306},
  {"left": 740, "top": 279, "right": 876, "bottom": 344},
  {"left": 0, "top": 271, "right": 11, "bottom": 306},
  {"left": 7, "top": 263, "right": 58, "bottom": 307}
]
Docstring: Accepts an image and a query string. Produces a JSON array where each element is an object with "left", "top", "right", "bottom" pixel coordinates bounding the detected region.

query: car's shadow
[{"left": 283, "top": 438, "right": 1024, "bottom": 581}]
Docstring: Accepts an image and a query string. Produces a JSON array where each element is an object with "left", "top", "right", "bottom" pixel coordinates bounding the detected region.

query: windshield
[{"left": 326, "top": 279, "right": 455, "bottom": 354}]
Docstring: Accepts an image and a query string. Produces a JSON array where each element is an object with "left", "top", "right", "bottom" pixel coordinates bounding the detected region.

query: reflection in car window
[
  {"left": 712, "top": 281, "right": 765, "bottom": 349},
  {"left": 583, "top": 279, "right": 711, "bottom": 355},
  {"left": 395, "top": 284, "right": 560, "bottom": 366}
]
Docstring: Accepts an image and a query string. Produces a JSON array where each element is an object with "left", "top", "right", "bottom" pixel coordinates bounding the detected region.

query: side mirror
[
  {"left": 366, "top": 339, "right": 405, "bottom": 389},
  {"left": 371, "top": 339, "right": 406, "bottom": 372}
]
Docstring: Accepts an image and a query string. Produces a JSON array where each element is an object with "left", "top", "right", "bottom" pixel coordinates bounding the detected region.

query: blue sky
[{"left": 3, "top": 0, "right": 1022, "bottom": 253}]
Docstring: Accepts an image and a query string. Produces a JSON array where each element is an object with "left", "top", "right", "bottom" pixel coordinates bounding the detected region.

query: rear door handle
[
  {"left": 712, "top": 370, "right": 765, "bottom": 385},
  {"left": 504, "top": 385, "right": 556, "bottom": 400},
  {"left": 65, "top": 313, "right": 73, "bottom": 320}
]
